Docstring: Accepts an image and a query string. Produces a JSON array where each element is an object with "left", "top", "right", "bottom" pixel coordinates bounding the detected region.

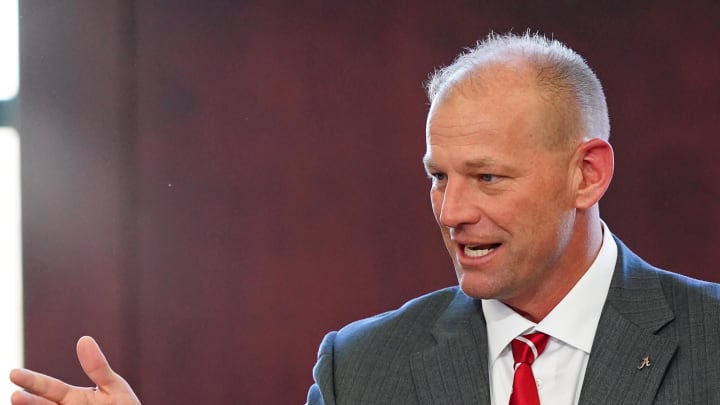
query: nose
[{"left": 437, "top": 180, "right": 480, "bottom": 228}]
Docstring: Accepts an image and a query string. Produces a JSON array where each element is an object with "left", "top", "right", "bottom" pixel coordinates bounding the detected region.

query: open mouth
[{"left": 463, "top": 243, "right": 501, "bottom": 258}]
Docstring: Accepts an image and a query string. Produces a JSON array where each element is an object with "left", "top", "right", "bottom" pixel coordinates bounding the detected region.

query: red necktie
[{"left": 508, "top": 332, "right": 549, "bottom": 405}]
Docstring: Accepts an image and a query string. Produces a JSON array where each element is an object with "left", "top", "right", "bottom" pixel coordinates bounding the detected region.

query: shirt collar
[{"left": 481, "top": 222, "right": 618, "bottom": 364}]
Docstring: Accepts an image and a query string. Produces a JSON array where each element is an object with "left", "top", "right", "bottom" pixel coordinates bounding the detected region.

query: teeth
[{"left": 464, "top": 245, "right": 495, "bottom": 257}]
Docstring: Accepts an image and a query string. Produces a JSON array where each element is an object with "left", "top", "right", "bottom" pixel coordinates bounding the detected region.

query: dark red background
[{"left": 19, "top": 1, "right": 720, "bottom": 403}]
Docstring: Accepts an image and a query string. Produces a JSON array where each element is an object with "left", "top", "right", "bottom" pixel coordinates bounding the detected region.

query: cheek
[
  {"left": 488, "top": 194, "right": 548, "bottom": 233},
  {"left": 514, "top": 175, "right": 572, "bottom": 216},
  {"left": 503, "top": 193, "right": 573, "bottom": 241},
  {"left": 429, "top": 190, "right": 443, "bottom": 222}
]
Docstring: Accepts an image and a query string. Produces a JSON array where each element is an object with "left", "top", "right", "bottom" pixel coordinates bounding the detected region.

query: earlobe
[{"left": 574, "top": 138, "right": 614, "bottom": 209}]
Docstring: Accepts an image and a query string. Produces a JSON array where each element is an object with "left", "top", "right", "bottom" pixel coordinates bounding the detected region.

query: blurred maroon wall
[{"left": 19, "top": 1, "right": 720, "bottom": 403}]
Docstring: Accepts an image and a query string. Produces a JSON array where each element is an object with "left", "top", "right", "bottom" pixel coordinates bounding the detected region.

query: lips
[{"left": 462, "top": 243, "right": 501, "bottom": 258}]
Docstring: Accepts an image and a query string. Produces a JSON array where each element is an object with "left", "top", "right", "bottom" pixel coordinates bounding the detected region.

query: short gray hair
[{"left": 425, "top": 32, "right": 610, "bottom": 144}]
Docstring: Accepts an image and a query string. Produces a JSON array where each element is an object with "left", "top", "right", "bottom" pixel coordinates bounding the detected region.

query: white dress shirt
[{"left": 482, "top": 223, "right": 617, "bottom": 405}]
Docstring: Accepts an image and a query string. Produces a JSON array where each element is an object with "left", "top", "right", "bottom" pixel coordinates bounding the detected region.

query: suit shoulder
[
  {"left": 654, "top": 266, "right": 720, "bottom": 304},
  {"left": 313, "top": 287, "right": 465, "bottom": 402},
  {"left": 615, "top": 236, "right": 720, "bottom": 305},
  {"left": 334, "top": 286, "right": 460, "bottom": 350},
  {"left": 626, "top": 255, "right": 720, "bottom": 311}
]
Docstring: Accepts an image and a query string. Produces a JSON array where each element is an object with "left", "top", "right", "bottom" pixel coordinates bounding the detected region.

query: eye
[
  {"left": 431, "top": 172, "right": 447, "bottom": 181},
  {"left": 478, "top": 174, "right": 498, "bottom": 182},
  {"left": 426, "top": 171, "right": 447, "bottom": 184}
]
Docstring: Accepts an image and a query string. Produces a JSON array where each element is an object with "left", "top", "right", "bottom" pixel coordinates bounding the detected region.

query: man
[
  {"left": 304, "top": 33, "right": 720, "bottom": 404},
  {"left": 9, "top": 33, "right": 720, "bottom": 405}
]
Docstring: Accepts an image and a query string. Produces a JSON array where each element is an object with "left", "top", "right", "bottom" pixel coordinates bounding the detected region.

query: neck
[{"left": 508, "top": 210, "right": 604, "bottom": 323}]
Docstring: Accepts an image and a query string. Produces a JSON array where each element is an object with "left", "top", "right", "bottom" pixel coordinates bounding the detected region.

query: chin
[{"left": 458, "top": 277, "right": 495, "bottom": 300}]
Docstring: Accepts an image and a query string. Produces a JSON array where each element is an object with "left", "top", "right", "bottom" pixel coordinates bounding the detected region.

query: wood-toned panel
[{"left": 20, "top": 0, "right": 137, "bottom": 388}]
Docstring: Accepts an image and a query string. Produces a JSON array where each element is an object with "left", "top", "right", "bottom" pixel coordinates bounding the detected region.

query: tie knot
[{"left": 511, "top": 332, "right": 549, "bottom": 366}]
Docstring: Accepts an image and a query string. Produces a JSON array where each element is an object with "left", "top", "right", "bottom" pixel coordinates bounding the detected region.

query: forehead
[{"left": 426, "top": 74, "right": 549, "bottom": 153}]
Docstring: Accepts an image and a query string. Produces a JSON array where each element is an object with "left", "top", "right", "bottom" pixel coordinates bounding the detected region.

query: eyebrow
[
  {"left": 421, "top": 155, "right": 435, "bottom": 169},
  {"left": 423, "top": 156, "right": 513, "bottom": 174},
  {"left": 462, "top": 158, "right": 497, "bottom": 169},
  {"left": 422, "top": 156, "right": 498, "bottom": 168}
]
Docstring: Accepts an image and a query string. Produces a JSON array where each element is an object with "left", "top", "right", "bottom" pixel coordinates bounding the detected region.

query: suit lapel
[
  {"left": 410, "top": 290, "right": 491, "bottom": 405},
  {"left": 579, "top": 237, "right": 678, "bottom": 405},
  {"left": 407, "top": 238, "right": 677, "bottom": 405}
]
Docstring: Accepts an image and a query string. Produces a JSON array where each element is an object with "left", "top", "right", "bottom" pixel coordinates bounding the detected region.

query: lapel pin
[{"left": 637, "top": 356, "right": 651, "bottom": 370}]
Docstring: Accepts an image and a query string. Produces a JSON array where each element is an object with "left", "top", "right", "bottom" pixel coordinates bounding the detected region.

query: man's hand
[{"left": 9, "top": 336, "right": 140, "bottom": 404}]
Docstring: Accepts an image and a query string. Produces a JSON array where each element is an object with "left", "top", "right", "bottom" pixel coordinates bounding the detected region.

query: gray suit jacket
[{"left": 307, "top": 237, "right": 720, "bottom": 404}]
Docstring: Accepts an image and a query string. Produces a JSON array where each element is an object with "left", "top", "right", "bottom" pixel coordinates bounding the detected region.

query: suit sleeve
[{"left": 306, "top": 331, "right": 338, "bottom": 405}]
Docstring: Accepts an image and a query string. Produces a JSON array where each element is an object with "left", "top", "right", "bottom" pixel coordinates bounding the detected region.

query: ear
[{"left": 572, "top": 138, "right": 614, "bottom": 209}]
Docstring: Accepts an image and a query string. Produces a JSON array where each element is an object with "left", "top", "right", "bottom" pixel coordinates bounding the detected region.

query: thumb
[{"left": 76, "top": 336, "right": 123, "bottom": 389}]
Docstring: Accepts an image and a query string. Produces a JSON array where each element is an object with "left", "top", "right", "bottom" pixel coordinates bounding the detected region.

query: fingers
[
  {"left": 10, "top": 337, "right": 138, "bottom": 405},
  {"left": 11, "top": 389, "right": 57, "bottom": 405},
  {"left": 9, "top": 368, "right": 71, "bottom": 403},
  {"left": 76, "top": 336, "right": 123, "bottom": 390}
]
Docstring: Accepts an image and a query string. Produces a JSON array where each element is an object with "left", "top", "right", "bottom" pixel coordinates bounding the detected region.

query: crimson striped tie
[{"left": 508, "top": 332, "right": 549, "bottom": 405}]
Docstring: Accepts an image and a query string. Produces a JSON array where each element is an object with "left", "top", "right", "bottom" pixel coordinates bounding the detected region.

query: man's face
[{"left": 424, "top": 72, "right": 584, "bottom": 311}]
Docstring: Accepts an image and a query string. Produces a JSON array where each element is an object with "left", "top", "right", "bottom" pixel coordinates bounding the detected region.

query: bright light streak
[
  {"left": 0, "top": 127, "right": 23, "bottom": 397},
  {"left": 0, "top": 0, "right": 19, "bottom": 100}
]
